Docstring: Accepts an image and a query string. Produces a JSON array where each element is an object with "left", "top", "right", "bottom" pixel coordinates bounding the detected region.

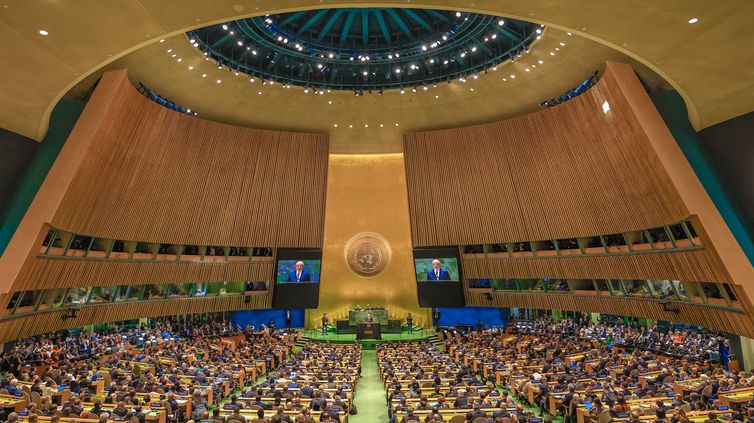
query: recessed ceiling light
[
  {"left": 688, "top": 17, "right": 698, "bottom": 24},
  {"left": 566, "top": 32, "right": 572, "bottom": 36},
  {"left": 435, "top": 95, "right": 439, "bottom": 99},
  {"left": 510, "top": 74, "right": 516, "bottom": 79},
  {"left": 177, "top": 58, "right": 182, "bottom": 62},
  {"left": 364, "top": 124, "right": 368, "bottom": 128},
  {"left": 538, "top": 60, "right": 544, "bottom": 64},
  {"left": 188, "top": 66, "right": 194, "bottom": 70},
  {"left": 201, "top": 74, "right": 207, "bottom": 78},
  {"left": 380, "top": 124, "right": 384, "bottom": 127},
  {"left": 455, "top": 11, "right": 462, "bottom": 17},
  {"left": 349, "top": 124, "right": 353, "bottom": 128},
  {"left": 498, "top": 20, "right": 504, "bottom": 26},
  {"left": 535, "top": 28, "right": 542, "bottom": 34},
  {"left": 470, "top": 88, "right": 475, "bottom": 91},
  {"left": 222, "top": 24, "right": 228, "bottom": 30},
  {"left": 560, "top": 42, "right": 565, "bottom": 46},
  {"left": 395, "top": 123, "right": 399, "bottom": 126},
  {"left": 258, "top": 91, "right": 262, "bottom": 95},
  {"left": 216, "top": 79, "right": 221, "bottom": 84},
  {"left": 525, "top": 68, "right": 530, "bottom": 72},
  {"left": 167, "top": 49, "right": 172, "bottom": 53},
  {"left": 602, "top": 100, "right": 610, "bottom": 114},
  {"left": 38, "top": 29, "right": 49, "bottom": 36},
  {"left": 159, "top": 38, "right": 165, "bottom": 43},
  {"left": 334, "top": 124, "right": 338, "bottom": 128}
]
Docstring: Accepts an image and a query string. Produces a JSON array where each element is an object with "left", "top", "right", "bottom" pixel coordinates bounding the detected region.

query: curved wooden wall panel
[
  {"left": 0, "top": 295, "right": 270, "bottom": 343},
  {"left": 466, "top": 292, "right": 754, "bottom": 338},
  {"left": 11, "top": 257, "right": 274, "bottom": 291},
  {"left": 404, "top": 66, "right": 688, "bottom": 247},
  {"left": 49, "top": 71, "right": 328, "bottom": 248},
  {"left": 462, "top": 249, "right": 731, "bottom": 283}
]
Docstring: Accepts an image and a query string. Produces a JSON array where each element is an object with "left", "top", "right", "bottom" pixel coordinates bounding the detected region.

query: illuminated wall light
[
  {"left": 491, "top": 34, "right": 497, "bottom": 39},
  {"left": 249, "top": 78, "right": 255, "bottom": 82},
  {"left": 421, "top": 45, "right": 428, "bottom": 51},
  {"left": 602, "top": 100, "right": 610, "bottom": 114},
  {"left": 334, "top": 124, "right": 338, "bottom": 128},
  {"left": 455, "top": 11, "right": 462, "bottom": 17},
  {"left": 317, "top": 64, "right": 323, "bottom": 69},
  {"left": 469, "top": 88, "right": 475, "bottom": 91},
  {"left": 237, "top": 40, "right": 243, "bottom": 46},
  {"left": 172, "top": 54, "right": 177, "bottom": 57},
  {"left": 471, "top": 46, "right": 477, "bottom": 52},
  {"left": 229, "top": 31, "right": 234, "bottom": 35},
  {"left": 498, "top": 19, "right": 505, "bottom": 25},
  {"left": 395, "top": 123, "right": 399, "bottom": 127},
  {"left": 252, "top": 50, "right": 257, "bottom": 55},
  {"left": 167, "top": 49, "right": 172, "bottom": 53},
  {"left": 159, "top": 39, "right": 165, "bottom": 43},
  {"left": 189, "top": 39, "right": 195, "bottom": 44},
  {"left": 216, "top": 79, "right": 221, "bottom": 84},
  {"left": 538, "top": 60, "right": 544, "bottom": 64},
  {"left": 201, "top": 74, "right": 207, "bottom": 78},
  {"left": 258, "top": 91, "right": 262, "bottom": 95},
  {"left": 550, "top": 52, "right": 555, "bottom": 56},
  {"left": 400, "top": 89, "right": 405, "bottom": 94},
  {"left": 222, "top": 24, "right": 229, "bottom": 30},
  {"left": 434, "top": 95, "right": 439, "bottom": 99},
  {"left": 536, "top": 28, "right": 542, "bottom": 34},
  {"left": 364, "top": 124, "right": 368, "bottom": 128},
  {"left": 560, "top": 42, "right": 566, "bottom": 46},
  {"left": 329, "top": 53, "right": 334, "bottom": 58},
  {"left": 525, "top": 68, "right": 530, "bottom": 72},
  {"left": 177, "top": 58, "right": 182, "bottom": 62},
  {"left": 188, "top": 66, "right": 194, "bottom": 70},
  {"left": 349, "top": 124, "right": 353, "bottom": 128},
  {"left": 688, "top": 17, "right": 699, "bottom": 24},
  {"left": 510, "top": 74, "right": 516, "bottom": 79}
]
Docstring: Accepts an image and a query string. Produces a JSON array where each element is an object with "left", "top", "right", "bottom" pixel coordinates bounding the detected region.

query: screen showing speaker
[
  {"left": 273, "top": 249, "right": 321, "bottom": 309},
  {"left": 414, "top": 247, "right": 465, "bottom": 307}
]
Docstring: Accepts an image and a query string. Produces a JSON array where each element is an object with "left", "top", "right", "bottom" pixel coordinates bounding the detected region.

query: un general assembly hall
[{"left": 1, "top": 1, "right": 754, "bottom": 422}]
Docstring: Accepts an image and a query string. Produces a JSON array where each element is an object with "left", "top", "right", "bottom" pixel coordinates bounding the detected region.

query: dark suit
[
  {"left": 286, "top": 271, "right": 311, "bottom": 282},
  {"left": 426, "top": 269, "right": 451, "bottom": 281}
]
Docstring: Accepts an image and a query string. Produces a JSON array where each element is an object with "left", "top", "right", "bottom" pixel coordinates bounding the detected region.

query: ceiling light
[
  {"left": 283, "top": 38, "right": 288, "bottom": 43},
  {"left": 349, "top": 124, "right": 353, "bottom": 128},
  {"left": 560, "top": 42, "right": 565, "bottom": 46},
  {"left": 258, "top": 91, "right": 262, "bottom": 95},
  {"left": 491, "top": 34, "right": 497, "bottom": 39},
  {"left": 380, "top": 124, "right": 384, "bottom": 128},
  {"left": 471, "top": 46, "right": 477, "bottom": 52},
  {"left": 473, "top": 74, "right": 478, "bottom": 79},
  {"left": 334, "top": 124, "right": 338, "bottom": 128},
  {"left": 443, "top": 60, "right": 449, "bottom": 65},
  {"left": 364, "top": 124, "right": 368, "bottom": 128},
  {"left": 538, "top": 60, "right": 544, "bottom": 64},
  {"left": 177, "top": 58, "right": 182, "bottom": 62},
  {"left": 395, "top": 123, "right": 399, "bottom": 126},
  {"left": 167, "top": 49, "right": 172, "bottom": 53},
  {"left": 395, "top": 68, "right": 401, "bottom": 73},
  {"left": 550, "top": 52, "right": 555, "bottom": 56},
  {"left": 435, "top": 95, "right": 439, "bottom": 99},
  {"left": 510, "top": 74, "right": 516, "bottom": 79},
  {"left": 188, "top": 66, "right": 194, "bottom": 70},
  {"left": 442, "top": 35, "right": 448, "bottom": 40},
  {"left": 421, "top": 45, "right": 428, "bottom": 51},
  {"left": 328, "top": 100, "right": 332, "bottom": 104},
  {"left": 470, "top": 88, "right": 475, "bottom": 91},
  {"left": 202, "top": 74, "right": 207, "bottom": 78},
  {"left": 460, "top": 52, "right": 466, "bottom": 58},
  {"left": 328, "top": 53, "right": 334, "bottom": 58},
  {"left": 194, "top": 43, "right": 200, "bottom": 47},
  {"left": 429, "top": 59, "right": 435, "bottom": 64},
  {"left": 602, "top": 100, "right": 610, "bottom": 114},
  {"left": 525, "top": 68, "right": 530, "bottom": 72},
  {"left": 250, "top": 78, "right": 255, "bottom": 82},
  {"left": 237, "top": 41, "right": 243, "bottom": 46},
  {"left": 363, "top": 71, "right": 368, "bottom": 76},
  {"left": 222, "top": 25, "right": 229, "bottom": 30},
  {"left": 498, "top": 20, "right": 505, "bottom": 25},
  {"left": 456, "top": 11, "right": 462, "bottom": 17},
  {"left": 567, "top": 32, "right": 573, "bottom": 35},
  {"left": 395, "top": 53, "right": 400, "bottom": 58},
  {"left": 229, "top": 31, "right": 234, "bottom": 35},
  {"left": 423, "top": 86, "right": 428, "bottom": 91},
  {"left": 277, "top": 36, "right": 283, "bottom": 41},
  {"left": 317, "top": 64, "right": 323, "bottom": 69},
  {"left": 216, "top": 79, "right": 221, "bottom": 84},
  {"left": 688, "top": 17, "right": 698, "bottom": 24},
  {"left": 252, "top": 50, "right": 257, "bottom": 55},
  {"left": 388, "top": 54, "right": 393, "bottom": 59},
  {"left": 536, "top": 29, "right": 542, "bottom": 34},
  {"left": 159, "top": 38, "right": 165, "bottom": 43},
  {"left": 304, "top": 88, "right": 309, "bottom": 93}
]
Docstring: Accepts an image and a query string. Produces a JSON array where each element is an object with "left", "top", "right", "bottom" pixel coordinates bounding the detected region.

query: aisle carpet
[{"left": 350, "top": 349, "right": 389, "bottom": 423}]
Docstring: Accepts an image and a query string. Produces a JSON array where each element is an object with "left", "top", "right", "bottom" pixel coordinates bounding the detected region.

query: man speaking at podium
[
  {"left": 426, "top": 259, "right": 451, "bottom": 281},
  {"left": 286, "top": 261, "right": 311, "bottom": 282}
]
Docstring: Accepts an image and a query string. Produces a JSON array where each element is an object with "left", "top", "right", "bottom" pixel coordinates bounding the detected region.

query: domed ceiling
[{"left": 187, "top": 8, "right": 539, "bottom": 91}]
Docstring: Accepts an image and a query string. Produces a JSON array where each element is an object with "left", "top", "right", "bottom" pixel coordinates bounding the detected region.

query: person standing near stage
[
  {"left": 321, "top": 313, "right": 329, "bottom": 335},
  {"left": 406, "top": 313, "right": 414, "bottom": 334},
  {"left": 433, "top": 308, "right": 441, "bottom": 327},
  {"left": 285, "top": 310, "right": 291, "bottom": 329}
]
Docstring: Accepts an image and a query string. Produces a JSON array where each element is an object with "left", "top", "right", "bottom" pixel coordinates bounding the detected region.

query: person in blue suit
[
  {"left": 426, "top": 259, "right": 451, "bottom": 281},
  {"left": 286, "top": 261, "right": 311, "bottom": 282}
]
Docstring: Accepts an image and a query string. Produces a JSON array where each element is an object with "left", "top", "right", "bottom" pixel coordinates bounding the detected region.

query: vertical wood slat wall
[
  {"left": 11, "top": 257, "right": 274, "bottom": 291},
  {"left": 462, "top": 249, "right": 731, "bottom": 283},
  {"left": 49, "top": 74, "right": 328, "bottom": 249},
  {"left": 0, "top": 295, "right": 270, "bottom": 344},
  {"left": 403, "top": 67, "right": 689, "bottom": 247}
]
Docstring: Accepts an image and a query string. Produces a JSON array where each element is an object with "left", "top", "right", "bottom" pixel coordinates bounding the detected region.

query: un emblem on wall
[{"left": 345, "top": 233, "right": 390, "bottom": 277}]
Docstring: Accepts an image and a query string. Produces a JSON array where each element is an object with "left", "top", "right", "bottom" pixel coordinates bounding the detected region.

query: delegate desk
[
  {"left": 356, "top": 322, "right": 381, "bottom": 340},
  {"left": 349, "top": 309, "right": 388, "bottom": 326}
]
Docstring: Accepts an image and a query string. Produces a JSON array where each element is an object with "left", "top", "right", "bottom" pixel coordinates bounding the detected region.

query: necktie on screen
[
  {"left": 297, "top": 272, "right": 301, "bottom": 282},
  {"left": 436, "top": 270, "right": 439, "bottom": 280}
]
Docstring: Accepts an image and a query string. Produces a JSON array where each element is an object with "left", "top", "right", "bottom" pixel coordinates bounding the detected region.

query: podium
[{"left": 356, "top": 322, "right": 381, "bottom": 340}]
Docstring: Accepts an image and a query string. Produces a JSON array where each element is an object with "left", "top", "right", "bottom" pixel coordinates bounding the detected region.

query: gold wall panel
[{"left": 310, "top": 153, "right": 430, "bottom": 328}]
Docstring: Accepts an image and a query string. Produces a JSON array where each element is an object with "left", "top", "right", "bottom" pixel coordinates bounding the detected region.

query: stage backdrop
[{"left": 309, "top": 153, "right": 430, "bottom": 328}]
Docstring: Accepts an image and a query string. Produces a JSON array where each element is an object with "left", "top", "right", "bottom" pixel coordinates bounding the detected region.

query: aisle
[{"left": 350, "top": 349, "right": 389, "bottom": 423}]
